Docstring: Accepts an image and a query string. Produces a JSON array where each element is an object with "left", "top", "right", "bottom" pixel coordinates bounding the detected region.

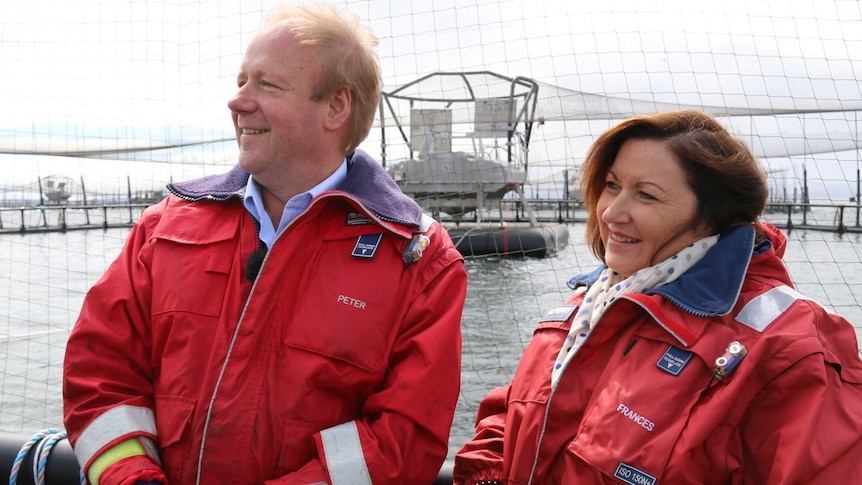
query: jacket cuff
[{"left": 98, "top": 455, "right": 166, "bottom": 485}]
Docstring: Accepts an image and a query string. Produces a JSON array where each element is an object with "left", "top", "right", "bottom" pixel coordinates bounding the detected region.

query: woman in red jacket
[{"left": 454, "top": 109, "right": 862, "bottom": 485}]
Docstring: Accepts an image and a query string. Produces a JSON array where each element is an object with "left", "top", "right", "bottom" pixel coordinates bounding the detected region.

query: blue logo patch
[
  {"left": 352, "top": 234, "right": 383, "bottom": 258},
  {"left": 540, "top": 305, "right": 578, "bottom": 322},
  {"left": 657, "top": 345, "right": 694, "bottom": 376},
  {"left": 614, "top": 462, "right": 656, "bottom": 485}
]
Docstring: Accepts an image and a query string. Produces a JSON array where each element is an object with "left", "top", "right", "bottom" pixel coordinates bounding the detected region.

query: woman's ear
[{"left": 325, "top": 86, "right": 351, "bottom": 131}]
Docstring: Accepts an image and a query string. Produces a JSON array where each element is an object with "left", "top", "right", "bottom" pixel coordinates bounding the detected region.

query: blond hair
[{"left": 264, "top": 3, "right": 381, "bottom": 154}]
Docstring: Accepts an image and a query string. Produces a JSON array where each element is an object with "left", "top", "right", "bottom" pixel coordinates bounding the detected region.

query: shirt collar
[{"left": 242, "top": 158, "right": 347, "bottom": 240}]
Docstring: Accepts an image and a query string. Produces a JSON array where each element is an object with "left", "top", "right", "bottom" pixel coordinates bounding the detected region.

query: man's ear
[{"left": 325, "top": 86, "right": 351, "bottom": 131}]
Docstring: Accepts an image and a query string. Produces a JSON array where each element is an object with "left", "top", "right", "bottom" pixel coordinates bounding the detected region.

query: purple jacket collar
[{"left": 166, "top": 149, "right": 423, "bottom": 228}]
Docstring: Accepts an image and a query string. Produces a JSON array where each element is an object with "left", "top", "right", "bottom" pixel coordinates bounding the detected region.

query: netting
[{"left": 1, "top": 0, "right": 861, "bottom": 466}]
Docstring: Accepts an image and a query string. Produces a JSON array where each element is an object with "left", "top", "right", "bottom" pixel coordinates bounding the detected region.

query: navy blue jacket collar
[
  {"left": 166, "top": 149, "right": 423, "bottom": 228},
  {"left": 567, "top": 225, "right": 761, "bottom": 317}
]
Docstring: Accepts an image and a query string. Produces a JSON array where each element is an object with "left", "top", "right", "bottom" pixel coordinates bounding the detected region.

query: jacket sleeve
[
  {"left": 63, "top": 206, "right": 165, "bottom": 484},
  {"left": 452, "top": 386, "right": 510, "bottom": 485},
  {"left": 453, "top": 291, "right": 583, "bottom": 485},
  {"left": 738, "top": 337, "right": 862, "bottom": 483}
]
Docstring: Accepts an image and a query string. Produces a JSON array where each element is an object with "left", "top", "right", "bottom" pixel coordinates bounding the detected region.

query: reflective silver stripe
[
  {"left": 736, "top": 285, "right": 807, "bottom": 332},
  {"left": 419, "top": 213, "right": 435, "bottom": 232},
  {"left": 73, "top": 405, "right": 159, "bottom": 469},
  {"left": 139, "top": 436, "right": 161, "bottom": 465},
  {"left": 320, "top": 421, "right": 372, "bottom": 485}
]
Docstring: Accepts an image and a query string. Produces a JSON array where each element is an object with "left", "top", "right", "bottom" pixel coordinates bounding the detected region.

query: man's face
[{"left": 227, "top": 26, "right": 328, "bottom": 188}]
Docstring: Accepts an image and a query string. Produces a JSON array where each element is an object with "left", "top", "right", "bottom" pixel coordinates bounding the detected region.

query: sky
[{"left": 1, "top": 0, "right": 861, "bottom": 199}]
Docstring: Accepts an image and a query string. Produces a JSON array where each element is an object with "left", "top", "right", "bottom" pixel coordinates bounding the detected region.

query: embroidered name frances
[{"left": 616, "top": 403, "right": 655, "bottom": 432}]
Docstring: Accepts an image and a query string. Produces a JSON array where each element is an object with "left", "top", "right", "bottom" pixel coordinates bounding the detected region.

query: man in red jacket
[{"left": 63, "top": 4, "right": 467, "bottom": 485}]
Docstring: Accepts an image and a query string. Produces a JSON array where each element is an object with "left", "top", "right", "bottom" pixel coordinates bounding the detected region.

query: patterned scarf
[{"left": 551, "top": 234, "right": 719, "bottom": 388}]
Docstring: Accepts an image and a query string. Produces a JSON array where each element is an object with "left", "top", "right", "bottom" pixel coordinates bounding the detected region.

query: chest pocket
[
  {"left": 567, "top": 325, "right": 719, "bottom": 484},
  {"left": 508, "top": 307, "right": 578, "bottom": 405},
  {"left": 286, "top": 232, "right": 405, "bottom": 372},
  {"left": 150, "top": 217, "right": 236, "bottom": 317}
]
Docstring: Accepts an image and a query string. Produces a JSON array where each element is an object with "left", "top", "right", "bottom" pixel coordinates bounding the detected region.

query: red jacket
[
  {"left": 64, "top": 152, "right": 467, "bottom": 485},
  {"left": 454, "top": 223, "right": 862, "bottom": 485}
]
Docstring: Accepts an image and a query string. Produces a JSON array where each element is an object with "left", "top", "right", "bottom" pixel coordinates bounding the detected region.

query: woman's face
[{"left": 597, "top": 138, "right": 705, "bottom": 277}]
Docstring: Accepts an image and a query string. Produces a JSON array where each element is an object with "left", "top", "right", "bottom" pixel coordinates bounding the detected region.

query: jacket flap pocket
[
  {"left": 154, "top": 395, "right": 196, "bottom": 447},
  {"left": 154, "top": 203, "right": 239, "bottom": 244}
]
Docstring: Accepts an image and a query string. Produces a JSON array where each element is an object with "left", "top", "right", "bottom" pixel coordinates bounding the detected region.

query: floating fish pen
[
  {"left": 376, "top": 71, "right": 573, "bottom": 257},
  {"left": 446, "top": 222, "right": 570, "bottom": 258}
]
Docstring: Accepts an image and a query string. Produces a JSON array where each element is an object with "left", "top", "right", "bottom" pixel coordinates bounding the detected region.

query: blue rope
[
  {"left": 8, "top": 429, "right": 83, "bottom": 485},
  {"left": 9, "top": 429, "right": 55, "bottom": 485}
]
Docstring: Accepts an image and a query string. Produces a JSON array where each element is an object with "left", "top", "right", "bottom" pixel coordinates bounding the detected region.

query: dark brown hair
[{"left": 581, "top": 109, "right": 768, "bottom": 261}]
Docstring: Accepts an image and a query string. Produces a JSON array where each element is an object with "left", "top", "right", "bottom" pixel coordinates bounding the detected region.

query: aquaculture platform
[{"left": 446, "top": 222, "right": 570, "bottom": 258}]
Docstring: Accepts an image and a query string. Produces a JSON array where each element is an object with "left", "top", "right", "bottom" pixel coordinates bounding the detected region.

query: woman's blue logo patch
[{"left": 656, "top": 345, "right": 694, "bottom": 376}]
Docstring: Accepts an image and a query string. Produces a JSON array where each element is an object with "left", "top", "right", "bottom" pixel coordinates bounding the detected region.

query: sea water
[{"left": 1, "top": 222, "right": 862, "bottom": 461}]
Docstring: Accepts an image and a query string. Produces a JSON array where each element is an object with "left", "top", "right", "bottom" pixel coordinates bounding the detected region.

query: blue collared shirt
[{"left": 242, "top": 159, "right": 347, "bottom": 248}]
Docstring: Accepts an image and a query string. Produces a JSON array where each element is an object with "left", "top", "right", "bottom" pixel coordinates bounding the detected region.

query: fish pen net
[{"left": 1, "top": 0, "right": 860, "bottom": 465}]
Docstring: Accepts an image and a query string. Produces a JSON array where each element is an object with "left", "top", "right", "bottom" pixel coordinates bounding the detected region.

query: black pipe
[
  {"left": 0, "top": 431, "right": 81, "bottom": 485},
  {"left": 0, "top": 432, "right": 454, "bottom": 484}
]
